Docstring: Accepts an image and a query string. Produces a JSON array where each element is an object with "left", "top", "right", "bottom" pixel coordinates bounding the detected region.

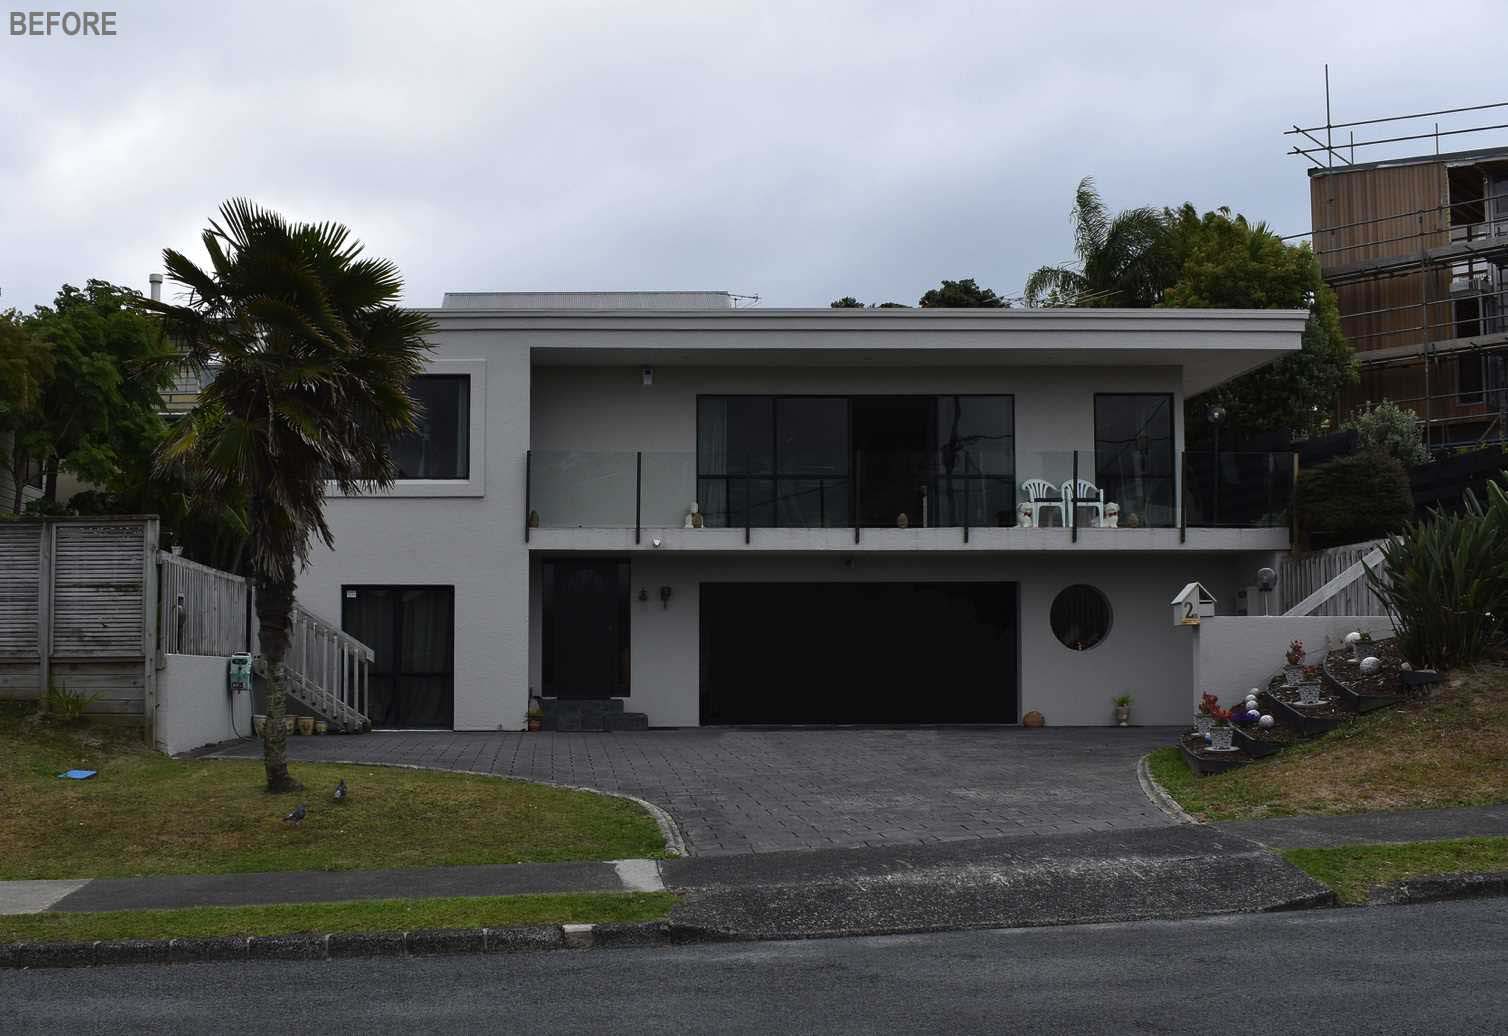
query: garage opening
[{"left": 699, "top": 582, "right": 1018, "bottom": 724}]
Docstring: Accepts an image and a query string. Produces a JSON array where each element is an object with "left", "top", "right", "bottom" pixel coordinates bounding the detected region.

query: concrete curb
[
  {"left": 1366, "top": 870, "right": 1508, "bottom": 907},
  {"left": 198, "top": 754, "right": 689, "bottom": 858},
  {"left": 0, "top": 921, "right": 664, "bottom": 970},
  {"left": 1136, "top": 753, "right": 1200, "bottom": 826}
]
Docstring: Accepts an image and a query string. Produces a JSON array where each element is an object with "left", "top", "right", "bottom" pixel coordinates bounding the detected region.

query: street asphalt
[{"left": 4, "top": 898, "right": 1504, "bottom": 1034}]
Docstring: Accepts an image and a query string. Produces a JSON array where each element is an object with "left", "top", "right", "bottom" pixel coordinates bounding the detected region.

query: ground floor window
[
  {"left": 1050, "top": 584, "right": 1111, "bottom": 651},
  {"left": 341, "top": 585, "right": 454, "bottom": 727}
]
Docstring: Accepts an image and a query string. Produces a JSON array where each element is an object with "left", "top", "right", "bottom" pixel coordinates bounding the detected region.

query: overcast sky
[{"left": 3, "top": 1, "right": 1506, "bottom": 313}]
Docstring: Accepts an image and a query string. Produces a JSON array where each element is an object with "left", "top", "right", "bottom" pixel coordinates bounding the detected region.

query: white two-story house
[{"left": 300, "top": 292, "right": 1306, "bottom": 731}]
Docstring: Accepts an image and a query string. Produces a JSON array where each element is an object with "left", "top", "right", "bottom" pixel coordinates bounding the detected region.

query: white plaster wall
[
  {"left": 300, "top": 331, "right": 532, "bottom": 731},
  {"left": 591, "top": 552, "right": 1257, "bottom": 728},
  {"left": 155, "top": 653, "right": 253, "bottom": 755},
  {"left": 1194, "top": 615, "right": 1397, "bottom": 706}
]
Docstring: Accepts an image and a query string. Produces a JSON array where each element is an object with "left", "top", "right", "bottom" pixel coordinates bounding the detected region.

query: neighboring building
[
  {"left": 1309, "top": 145, "right": 1508, "bottom": 447},
  {"left": 0, "top": 432, "right": 43, "bottom": 515},
  {"left": 299, "top": 292, "right": 1306, "bottom": 731}
]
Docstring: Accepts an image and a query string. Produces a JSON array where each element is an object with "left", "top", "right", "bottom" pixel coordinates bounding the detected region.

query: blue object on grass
[{"left": 58, "top": 769, "right": 97, "bottom": 780}]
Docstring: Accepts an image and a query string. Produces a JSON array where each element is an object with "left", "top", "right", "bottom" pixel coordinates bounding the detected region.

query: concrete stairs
[{"left": 540, "top": 698, "right": 649, "bottom": 732}]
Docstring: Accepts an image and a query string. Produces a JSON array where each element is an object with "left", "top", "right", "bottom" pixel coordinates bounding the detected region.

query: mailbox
[
  {"left": 1170, "top": 582, "right": 1217, "bottom": 627},
  {"left": 228, "top": 652, "right": 254, "bottom": 696}
]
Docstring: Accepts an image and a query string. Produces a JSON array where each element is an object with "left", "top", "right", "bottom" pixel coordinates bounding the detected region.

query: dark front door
[
  {"left": 341, "top": 586, "right": 454, "bottom": 728},
  {"left": 542, "top": 559, "right": 630, "bottom": 698},
  {"left": 699, "top": 582, "right": 1018, "bottom": 724}
]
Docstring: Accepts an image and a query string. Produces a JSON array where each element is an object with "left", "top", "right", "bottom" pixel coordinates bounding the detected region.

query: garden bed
[
  {"left": 1232, "top": 722, "right": 1300, "bottom": 759},
  {"left": 1322, "top": 640, "right": 1423, "bottom": 712},
  {"left": 1179, "top": 733, "right": 1248, "bottom": 776},
  {"left": 1259, "top": 684, "right": 1348, "bottom": 736}
]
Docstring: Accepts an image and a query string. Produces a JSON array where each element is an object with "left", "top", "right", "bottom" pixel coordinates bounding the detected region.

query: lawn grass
[
  {"left": 0, "top": 702, "right": 666, "bottom": 879},
  {"left": 1281, "top": 837, "right": 1508, "bottom": 905},
  {"left": 1147, "top": 664, "right": 1508, "bottom": 822},
  {"left": 0, "top": 891, "right": 675, "bottom": 944}
]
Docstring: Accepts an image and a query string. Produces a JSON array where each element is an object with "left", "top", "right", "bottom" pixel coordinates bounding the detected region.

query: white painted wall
[
  {"left": 1193, "top": 615, "right": 1397, "bottom": 707},
  {"left": 300, "top": 331, "right": 532, "bottom": 731},
  {"left": 155, "top": 653, "right": 253, "bottom": 755}
]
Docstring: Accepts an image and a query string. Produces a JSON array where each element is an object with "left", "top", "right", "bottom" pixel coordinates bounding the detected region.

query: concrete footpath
[{"left": 1214, "top": 803, "right": 1508, "bottom": 849}]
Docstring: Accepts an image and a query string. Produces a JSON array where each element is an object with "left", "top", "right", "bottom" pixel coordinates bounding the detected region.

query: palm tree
[
  {"left": 147, "top": 200, "right": 433, "bottom": 792},
  {"left": 1024, "top": 177, "right": 1171, "bottom": 308}
]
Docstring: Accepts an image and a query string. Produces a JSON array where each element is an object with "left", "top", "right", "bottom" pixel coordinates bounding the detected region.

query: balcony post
[
  {"left": 854, "top": 450, "right": 862, "bottom": 544},
  {"left": 524, "top": 450, "right": 532, "bottom": 543},
  {"left": 745, "top": 468, "right": 751, "bottom": 545},
  {"left": 819, "top": 478, "right": 825, "bottom": 528},
  {"left": 635, "top": 451, "right": 642, "bottom": 546},
  {"left": 963, "top": 470, "right": 970, "bottom": 543},
  {"left": 1071, "top": 450, "right": 1078, "bottom": 544},
  {"left": 1178, "top": 451, "right": 1186, "bottom": 543}
]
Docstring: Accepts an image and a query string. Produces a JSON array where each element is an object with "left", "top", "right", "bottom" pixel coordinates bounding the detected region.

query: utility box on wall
[{"left": 228, "top": 652, "right": 253, "bottom": 696}]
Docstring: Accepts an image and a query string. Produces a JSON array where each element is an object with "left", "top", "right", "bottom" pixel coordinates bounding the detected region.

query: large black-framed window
[
  {"left": 697, "top": 396, "right": 850, "bottom": 527},
  {"left": 341, "top": 585, "right": 454, "bottom": 728},
  {"left": 392, "top": 375, "right": 470, "bottom": 479},
  {"left": 1094, "top": 393, "right": 1175, "bottom": 529},
  {"left": 933, "top": 395, "right": 1015, "bottom": 527}
]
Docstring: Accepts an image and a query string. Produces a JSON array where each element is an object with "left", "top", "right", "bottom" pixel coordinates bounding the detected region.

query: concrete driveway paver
[{"left": 211, "top": 727, "right": 1175, "bottom": 856}]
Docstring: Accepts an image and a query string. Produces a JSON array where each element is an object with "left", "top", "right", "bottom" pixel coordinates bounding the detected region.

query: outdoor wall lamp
[
  {"left": 638, "top": 588, "right": 649, "bottom": 604},
  {"left": 659, "top": 585, "right": 673, "bottom": 609}
]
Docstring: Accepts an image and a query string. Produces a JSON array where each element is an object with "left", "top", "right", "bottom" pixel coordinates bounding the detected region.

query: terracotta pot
[
  {"left": 527, "top": 717, "right": 542, "bottom": 732},
  {"left": 284, "top": 716, "right": 296, "bottom": 734},
  {"left": 1022, "top": 710, "right": 1045, "bottom": 729}
]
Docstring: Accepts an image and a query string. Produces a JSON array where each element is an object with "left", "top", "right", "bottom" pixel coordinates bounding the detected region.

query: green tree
[
  {"left": 1024, "top": 177, "right": 1172, "bottom": 307},
  {"left": 830, "top": 296, "right": 863, "bottom": 308},
  {"left": 1345, "top": 399, "right": 1430, "bottom": 467},
  {"left": 23, "top": 281, "right": 175, "bottom": 503},
  {"left": 1162, "top": 206, "right": 1356, "bottom": 439},
  {"left": 0, "top": 310, "right": 54, "bottom": 513},
  {"left": 918, "top": 278, "right": 1009, "bottom": 308},
  {"left": 148, "top": 200, "right": 433, "bottom": 793}
]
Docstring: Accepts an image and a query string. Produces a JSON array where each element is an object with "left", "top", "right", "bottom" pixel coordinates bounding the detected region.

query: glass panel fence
[
  {"left": 528, "top": 451, "right": 637, "bottom": 529},
  {"left": 1182, "top": 451, "right": 1295, "bottom": 528}
]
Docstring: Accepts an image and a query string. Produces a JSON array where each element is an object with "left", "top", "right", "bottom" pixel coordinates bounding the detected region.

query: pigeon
[
  {"left": 282, "top": 803, "right": 307, "bottom": 826},
  {"left": 333, "top": 779, "right": 347, "bottom": 803}
]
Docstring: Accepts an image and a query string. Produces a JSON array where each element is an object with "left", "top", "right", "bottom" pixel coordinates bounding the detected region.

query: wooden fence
[
  {"left": 1278, "top": 538, "right": 1389, "bottom": 616},
  {"left": 157, "top": 551, "right": 251, "bottom": 657},
  {"left": 0, "top": 517, "right": 160, "bottom": 725}
]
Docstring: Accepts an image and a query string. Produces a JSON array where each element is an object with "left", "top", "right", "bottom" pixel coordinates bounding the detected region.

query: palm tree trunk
[
  {"left": 255, "top": 575, "right": 303, "bottom": 793},
  {"left": 43, "top": 456, "right": 58, "bottom": 506}
]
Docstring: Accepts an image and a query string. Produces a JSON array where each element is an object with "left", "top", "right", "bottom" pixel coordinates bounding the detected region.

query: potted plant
[
  {"left": 1284, "top": 640, "right": 1306, "bottom": 687},
  {"left": 296, "top": 715, "right": 315, "bottom": 736},
  {"left": 1206, "top": 700, "right": 1235, "bottom": 751},
  {"left": 253, "top": 714, "right": 267, "bottom": 736},
  {"left": 314, "top": 720, "right": 328, "bottom": 735},
  {"left": 1298, "top": 664, "right": 1325, "bottom": 705},
  {"left": 1112, "top": 693, "right": 1133, "bottom": 727},
  {"left": 1195, "top": 692, "right": 1217, "bottom": 736},
  {"left": 526, "top": 700, "right": 544, "bottom": 733},
  {"left": 284, "top": 715, "right": 296, "bottom": 734}
]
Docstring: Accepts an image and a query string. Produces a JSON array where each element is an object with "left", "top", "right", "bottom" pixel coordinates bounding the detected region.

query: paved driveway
[{"left": 212, "top": 728, "right": 1175, "bottom": 856}]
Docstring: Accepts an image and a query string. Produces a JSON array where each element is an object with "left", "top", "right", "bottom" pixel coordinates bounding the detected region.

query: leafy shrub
[
  {"left": 1345, "top": 400, "right": 1430, "bottom": 468},
  {"left": 41, "top": 682, "right": 100, "bottom": 723},
  {"left": 1296, "top": 450, "right": 1414, "bottom": 548},
  {"left": 1367, "top": 479, "right": 1508, "bottom": 669}
]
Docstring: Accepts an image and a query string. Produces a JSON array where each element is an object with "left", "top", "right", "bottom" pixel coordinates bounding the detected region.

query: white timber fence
[
  {"left": 158, "top": 551, "right": 252, "bottom": 657},
  {"left": 1279, "top": 538, "right": 1390, "bottom": 617}
]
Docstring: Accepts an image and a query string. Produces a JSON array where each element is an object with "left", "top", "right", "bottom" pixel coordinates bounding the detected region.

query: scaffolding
[{"left": 1284, "top": 73, "right": 1508, "bottom": 449}]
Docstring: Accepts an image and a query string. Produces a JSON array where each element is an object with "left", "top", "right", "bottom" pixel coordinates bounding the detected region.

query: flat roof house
[{"left": 298, "top": 292, "right": 1307, "bottom": 730}]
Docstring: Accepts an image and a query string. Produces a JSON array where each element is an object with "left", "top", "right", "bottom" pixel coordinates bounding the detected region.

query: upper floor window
[
  {"left": 1094, "top": 393, "right": 1174, "bottom": 528},
  {"left": 393, "top": 375, "right": 470, "bottom": 479}
]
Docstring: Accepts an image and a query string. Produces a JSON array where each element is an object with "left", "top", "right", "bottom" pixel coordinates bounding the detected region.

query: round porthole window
[{"left": 1050, "top": 584, "right": 1111, "bottom": 651}]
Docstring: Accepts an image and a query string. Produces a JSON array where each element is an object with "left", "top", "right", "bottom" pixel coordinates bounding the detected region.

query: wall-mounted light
[
  {"left": 642, "top": 366, "right": 654, "bottom": 387},
  {"left": 638, "top": 587, "right": 649, "bottom": 604},
  {"left": 659, "top": 585, "right": 672, "bottom": 609}
]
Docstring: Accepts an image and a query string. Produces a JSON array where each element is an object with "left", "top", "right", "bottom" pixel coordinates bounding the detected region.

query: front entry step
[{"left": 540, "top": 698, "right": 647, "bottom": 732}]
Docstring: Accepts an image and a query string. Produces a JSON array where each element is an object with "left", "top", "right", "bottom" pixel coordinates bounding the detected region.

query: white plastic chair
[
  {"left": 1021, "top": 479, "right": 1064, "bottom": 527},
  {"left": 1062, "top": 479, "right": 1105, "bottom": 528}
]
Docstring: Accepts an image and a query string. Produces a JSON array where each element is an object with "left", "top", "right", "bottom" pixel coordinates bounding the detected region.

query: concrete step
[
  {"left": 540, "top": 698, "right": 632, "bottom": 732},
  {"left": 605, "top": 712, "right": 649, "bottom": 732}
]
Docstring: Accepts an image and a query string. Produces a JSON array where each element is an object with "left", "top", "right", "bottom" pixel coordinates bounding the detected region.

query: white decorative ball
[
  {"left": 1360, "top": 656, "right": 1381, "bottom": 674},
  {"left": 1344, "top": 631, "right": 1361, "bottom": 645},
  {"left": 1202, "top": 732, "right": 1213, "bottom": 744},
  {"left": 1249, "top": 688, "right": 1261, "bottom": 698},
  {"left": 1259, "top": 714, "right": 1275, "bottom": 729},
  {"left": 1401, "top": 662, "right": 1413, "bottom": 672}
]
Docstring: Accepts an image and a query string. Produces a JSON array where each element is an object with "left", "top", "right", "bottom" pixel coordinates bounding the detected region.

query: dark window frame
[
  {"left": 340, "top": 584, "right": 455, "bottom": 729},
  {"left": 1093, "top": 392, "right": 1176, "bottom": 528},
  {"left": 393, "top": 374, "right": 471, "bottom": 480},
  {"left": 695, "top": 393, "right": 1015, "bottom": 529},
  {"left": 1049, "top": 583, "right": 1113, "bottom": 652}
]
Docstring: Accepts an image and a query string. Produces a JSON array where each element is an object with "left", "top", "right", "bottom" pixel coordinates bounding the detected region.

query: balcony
[{"left": 523, "top": 449, "right": 1294, "bottom": 552}]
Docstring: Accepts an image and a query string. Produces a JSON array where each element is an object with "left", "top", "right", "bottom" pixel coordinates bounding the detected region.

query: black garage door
[{"left": 699, "top": 582, "right": 1017, "bottom": 724}]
